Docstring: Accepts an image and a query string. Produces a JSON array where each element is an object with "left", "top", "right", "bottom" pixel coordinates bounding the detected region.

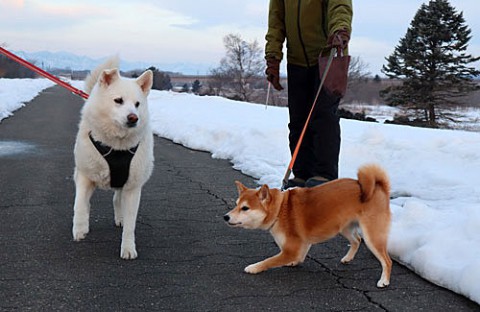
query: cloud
[
  {"left": 1, "top": 0, "right": 24, "bottom": 9},
  {"left": 0, "top": 1, "right": 107, "bottom": 31},
  {"left": 349, "top": 37, "right": 394, "bottom": 74},
  {"left": 52, "top": 1, "right": 268, "bottom": 63},
  {"left": 139, "top": 0, "right": 268, "bottom": 29},
  {"left": 37, "top": 3, "right": 102, "bottom": 17}
]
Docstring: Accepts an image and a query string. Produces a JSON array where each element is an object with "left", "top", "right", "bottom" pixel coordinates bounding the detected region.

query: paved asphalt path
[{"left": 0, "top": 85, "right": 478, "bottom": 311}]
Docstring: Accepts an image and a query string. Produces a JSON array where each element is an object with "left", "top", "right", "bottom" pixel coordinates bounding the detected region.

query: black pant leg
[
  {"left": 310, "top": 88, "right": 341, "bottom": 180},
  {"left": 286, "top": 64, "right": 318, "bottom": 180},
  {"left": 287, "top": 63, "right": 341, "bottom": 181}
]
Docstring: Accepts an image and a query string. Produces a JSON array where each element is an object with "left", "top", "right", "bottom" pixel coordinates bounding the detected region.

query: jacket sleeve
[
  {"left": 327, "top": 0, "right": 353, "bottom": 36},
  {"left": 265, "top": 0, "right": 285, "bottom": 61}
]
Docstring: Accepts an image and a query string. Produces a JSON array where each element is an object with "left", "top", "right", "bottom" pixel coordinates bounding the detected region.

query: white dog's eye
[
  {"left": 135, "top": 101, "right": 140, "bottom": 108},
  {"left": 114, "top": 97, "right": 123, "bottom": 104},
  {"left": 241, "top": 206, "right": 250, "bottom": 211}
]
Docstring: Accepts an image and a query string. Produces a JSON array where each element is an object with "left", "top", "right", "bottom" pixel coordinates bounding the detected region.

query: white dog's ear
[
  {"left": 235, "top": 181, "right": 247, "bottom": 194},
  {"left": 136, "top": 70, "right": 153, "bottom": 95},
  {"left": 99, "top": 68, "right": 119, "bottom": 88},
  {"left": 99, "top": 68, "right": 120, "bottom": 87},
  {"left": 258, "top": 184, "right": 270, "bottom": 203}
]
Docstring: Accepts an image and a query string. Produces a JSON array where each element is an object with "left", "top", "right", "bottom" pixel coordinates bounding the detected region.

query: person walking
[{"left": 265, "top": 0, "right": 353, "bottom": 188}]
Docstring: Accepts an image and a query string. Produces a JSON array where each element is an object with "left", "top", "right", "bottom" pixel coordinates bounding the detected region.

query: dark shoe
[
  {"left": 305, "top": 176, "right": 330, "bottom": 188},
  {"left": 283, "top": 177, "right": 305, "bottom": 189}
]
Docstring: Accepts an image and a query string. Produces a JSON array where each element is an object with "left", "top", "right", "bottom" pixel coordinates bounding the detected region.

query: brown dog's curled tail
[{"left": 357, "top": 164, "right": 390, "bottom": 202}]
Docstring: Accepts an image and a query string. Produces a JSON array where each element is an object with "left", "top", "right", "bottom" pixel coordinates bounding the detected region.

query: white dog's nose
[
  {"left": 223, "top": 214, "right": 230, "bottom": 222},
  {"left": 127, "top": 113, "right": 138, "bottom": 127}
]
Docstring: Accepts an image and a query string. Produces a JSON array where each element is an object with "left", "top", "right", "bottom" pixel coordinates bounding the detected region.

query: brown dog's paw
[
  {"left": 377, "top": 278, "right": 390, "bottom": 288},
  {"left": 244, "top": 263, "right": 264, "bottom": 274},
  {"left": 341, "top": 256, "right": 353, "bottom": 264}
]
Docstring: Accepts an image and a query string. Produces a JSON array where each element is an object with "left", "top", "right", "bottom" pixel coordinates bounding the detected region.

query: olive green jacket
[{"left": 265, "top": 0, "right": 353, "bottom": 67}]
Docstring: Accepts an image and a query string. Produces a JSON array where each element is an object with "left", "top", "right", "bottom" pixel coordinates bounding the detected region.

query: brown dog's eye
[
  {"left": 114, "top": 97, "right": 123, "bottom": 104},
  {"left": 241, "top": 206, "right": 249, "bottom": 211}
]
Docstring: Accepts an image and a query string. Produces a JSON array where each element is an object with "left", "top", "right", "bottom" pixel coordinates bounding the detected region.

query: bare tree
[
  {"left": 348, "top": 56, "right": 371, "bottom": 88},
  {"left": 341, "top": 56, "right": 374, "bottom": 104},
  {"left": 210, "top": 34, "right": 264, "bottom": 102},
  {"left": 207, "top": 67, "right": 233, "bottom": 97}
]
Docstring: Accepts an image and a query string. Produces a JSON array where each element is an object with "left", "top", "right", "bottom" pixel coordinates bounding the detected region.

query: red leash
[{"left": 0, "top": 47, "right": 89, "bottom": 99}]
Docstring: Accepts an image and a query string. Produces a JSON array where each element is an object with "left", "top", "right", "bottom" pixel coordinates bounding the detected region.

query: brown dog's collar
[
  {"left": 266, "top": 190, "right": 289, "bottom": 231},
  {"left": 266, "top": 217, "right": 278, "bottom": 231}
]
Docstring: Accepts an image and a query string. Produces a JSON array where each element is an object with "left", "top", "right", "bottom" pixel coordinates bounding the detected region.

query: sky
[
  {"left": 1, "top": 0, "right": 480, "bottom": 75},
  {"left": 1, "top": 78, "right": 480, "bottom": 304}
]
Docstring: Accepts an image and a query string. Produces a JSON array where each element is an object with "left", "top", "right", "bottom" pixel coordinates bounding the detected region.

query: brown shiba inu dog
[{"left": 224, "top": 164, "right": 392, "bottom": 288}]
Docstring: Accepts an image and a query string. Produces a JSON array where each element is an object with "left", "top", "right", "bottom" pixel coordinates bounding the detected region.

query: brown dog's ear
[
  {"left": 258, "top": 184, "right": 270, "bottom": 203},
  {"left": 99, "top": 68, "right": 119, "bottom": 88},
  {"left": 235, "top": 181, "right": 247, "bottom": 194}
]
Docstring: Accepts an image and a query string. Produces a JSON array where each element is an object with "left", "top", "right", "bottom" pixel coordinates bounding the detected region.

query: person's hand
[
  {"left": 265, "top": 58, "right": 284, "bottom": 91},
  {"left": 327, "top": 29, "right": 350, "bottom": 50}
]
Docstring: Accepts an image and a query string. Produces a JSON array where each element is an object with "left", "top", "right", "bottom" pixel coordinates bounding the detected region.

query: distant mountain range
[{"left": 14, "top": 50, "right": 213, "bottom": 75}]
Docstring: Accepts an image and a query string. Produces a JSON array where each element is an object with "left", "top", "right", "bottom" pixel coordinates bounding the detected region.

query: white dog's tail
[
  {"left": 84, "top": 55, "right": 120, "bottom": 94},
  {"left": 357, "top": 164, "right": 390, "bottom": 202}
]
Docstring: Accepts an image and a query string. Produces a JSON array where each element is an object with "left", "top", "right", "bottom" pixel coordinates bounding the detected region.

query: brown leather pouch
[{"left": 318, "top": 48, "right": 351, "bottom": 98}]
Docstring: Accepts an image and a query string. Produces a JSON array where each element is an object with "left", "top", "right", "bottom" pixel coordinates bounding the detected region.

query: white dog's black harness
[{"left": 89, "top": 133, "right": 139, "bottom": 188}]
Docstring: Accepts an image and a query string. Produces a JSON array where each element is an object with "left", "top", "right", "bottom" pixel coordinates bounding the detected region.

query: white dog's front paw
[
  {"left": 244, "top": 263, "right": 263, "bottom": 274},
  {"left": 115, "top": 218, "right": 123, "bottom": 227},
  {"left": 120, "top": 243, "right": 138, "bottom": 260},
  {"left": 72, "top": 224, "right": 89, "bottom": 241}
]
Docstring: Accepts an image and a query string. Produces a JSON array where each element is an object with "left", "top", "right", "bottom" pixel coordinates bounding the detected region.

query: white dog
[{"left": 72, "top": 57, "right": 154, "bottom": 259}]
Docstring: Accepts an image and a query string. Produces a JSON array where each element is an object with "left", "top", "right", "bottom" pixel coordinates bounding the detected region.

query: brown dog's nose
[
  {"left": 127, "top": 113, "right": 138, "bottom": 127},
  {"left": 223, "top": 214, "right": 230, "bottom": 222}
]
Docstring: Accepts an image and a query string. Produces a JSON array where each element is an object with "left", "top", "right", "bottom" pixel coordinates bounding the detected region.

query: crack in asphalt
[{"left": 307, "top": 255, "right": 389, "bottom": 311}]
